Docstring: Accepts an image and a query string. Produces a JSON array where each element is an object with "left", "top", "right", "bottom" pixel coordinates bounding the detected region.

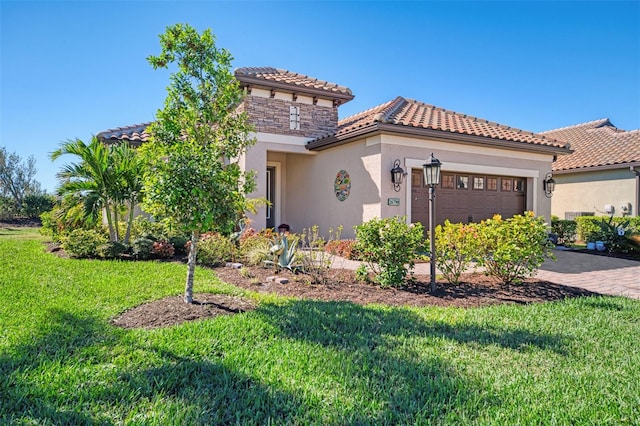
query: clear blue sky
[{"left": 2, "top": 0, "right": 639, "bottom": 193}]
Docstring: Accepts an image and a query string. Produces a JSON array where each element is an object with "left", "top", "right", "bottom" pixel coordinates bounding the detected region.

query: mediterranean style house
[
  {"left": 98, "top": 67, "right": 572, "bottom": 237},
  {"left": 542, "top": 119, "right": 640, "bottom": 220}
]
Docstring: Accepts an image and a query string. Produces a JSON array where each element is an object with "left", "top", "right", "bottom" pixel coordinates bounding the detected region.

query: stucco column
[{"left": 241, "top": 141, "right": 268, "bottom": 229}]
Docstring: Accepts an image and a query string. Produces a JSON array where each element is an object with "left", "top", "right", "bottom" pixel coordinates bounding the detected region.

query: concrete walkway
[{"left": 330, "top": 249, "right": 640, "bottom": 300}]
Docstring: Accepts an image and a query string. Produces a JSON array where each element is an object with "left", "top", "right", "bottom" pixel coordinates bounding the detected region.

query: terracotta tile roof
[
  {"left": 541, "top": 119, "right": 640, "bottom": 171},
  {"left": 96, "top": 122, "right": 151, "bottom": 145},
  {"left": 309, "top": 96, "right": 570, "bottom": 152},
  {"left": 234, "top": 67, "right": 354, "bottom": 103}
]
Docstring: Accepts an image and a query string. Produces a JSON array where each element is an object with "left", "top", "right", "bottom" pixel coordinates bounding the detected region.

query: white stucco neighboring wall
[{"left": 552, "top": 169, "right": 637, "bottom": 218}]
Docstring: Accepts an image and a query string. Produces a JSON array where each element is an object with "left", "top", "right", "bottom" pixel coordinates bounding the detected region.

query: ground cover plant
[{"left": 2, "top": 227, "right": 640, "bottom": 424}]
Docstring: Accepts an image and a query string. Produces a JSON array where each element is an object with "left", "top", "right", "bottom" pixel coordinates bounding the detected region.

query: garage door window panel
[
  {"left": 473, "top": 176, "right": 484, "bottom": 190},
  {"left": 487, "top": 177, "right": 498, "bottom": 191},
  {"left": 457, "top": 176, "right": 469, "bottom": 189},
  {"left": 441, "top": 174, "right": 455, "bottom": 189},
  {"left": 514, "top": 179, "right": 525, "bottom": 192}
]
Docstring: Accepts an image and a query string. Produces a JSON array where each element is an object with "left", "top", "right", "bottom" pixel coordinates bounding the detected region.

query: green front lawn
[{"left": 1, "top": 228, "right": 639, "bottom": 424}]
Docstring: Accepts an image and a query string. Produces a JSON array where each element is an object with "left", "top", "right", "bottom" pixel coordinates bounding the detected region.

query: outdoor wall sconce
[
  {"left": 543, "top": 173, "right": 555, "bottom": 198},
  {"left": 391, "top": 159, "right": 407, "bottom": 192}
]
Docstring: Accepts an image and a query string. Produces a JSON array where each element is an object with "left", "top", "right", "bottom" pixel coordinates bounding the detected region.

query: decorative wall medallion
[{"left": 334, "top": 170, "right": 351, "bottom": 201}]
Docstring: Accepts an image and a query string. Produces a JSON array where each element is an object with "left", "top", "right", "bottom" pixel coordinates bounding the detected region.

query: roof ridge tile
[{"left": 540, "top": 118, "right": 612, "bottom": 134}]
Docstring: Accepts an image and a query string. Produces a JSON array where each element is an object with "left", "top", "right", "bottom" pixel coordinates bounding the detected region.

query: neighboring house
[
  {"left": 541, "top": 119, "right": 640, "bottom": 219},
  {"left": 98, "top": 67, "right": 572, "bottom": 238}
]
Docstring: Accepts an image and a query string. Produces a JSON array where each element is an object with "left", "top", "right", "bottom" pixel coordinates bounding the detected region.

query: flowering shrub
[
  {"left": 354, "top": 217, "right": 425, "bottom": 287},
  {"left": 434, "top": 221, "right": 481, "bottom": 284},
  {"left": 152, "top": 240, "right": 175, "bottom": 258},
  {"left": 477, "top": 212, "right": 554, "bottom": 285},
  {"left": 325, "top": 239, "right": 358, "bottom": 259}
]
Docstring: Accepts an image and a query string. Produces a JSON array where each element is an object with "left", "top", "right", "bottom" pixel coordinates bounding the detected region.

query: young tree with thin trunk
[{"left": 142, "top": 23, "right": 256, "bottom": 303}]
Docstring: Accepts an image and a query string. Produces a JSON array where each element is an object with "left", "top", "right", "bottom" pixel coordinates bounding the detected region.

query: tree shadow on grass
[
  {"left": 254, "top": 299, "right": 571, "bottom": 423},
  {"left": 1, "top": 301, "right": 573, "bottom": 424},
  {"left": 1, "top": 309, "right": 115, "bottom": 424},
  {"left": 0, "top": 309, "right": 306, "bottom": 424},
  {"left": 258, "top": 300, "right": 570, "bottom": 354}
]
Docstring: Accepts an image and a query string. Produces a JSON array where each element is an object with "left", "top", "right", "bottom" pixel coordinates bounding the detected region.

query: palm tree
[
  {"left": 51, "top": 137, "right": 120, "bottom": 241},
  {"left": 111, "top": 142, "right": 144, "bottom": 244}
]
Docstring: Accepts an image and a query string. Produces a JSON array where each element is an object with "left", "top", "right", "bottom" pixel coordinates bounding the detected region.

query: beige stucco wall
[
  {"left": 285, "top": 138, "right": 382, "bottom": 238},
  {"left": 378, "top": 134, "right": 554, "bottom": 223},
  {"left": 551, "top": 169, "right": 637, "bottom": 218},
  {"left": 244, "top": 130, "right": 558, "bottom": 238}
]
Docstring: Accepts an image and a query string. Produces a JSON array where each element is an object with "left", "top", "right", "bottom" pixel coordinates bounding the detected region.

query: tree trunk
[
  {"left": 124, "top": 199, "right": 135, "bottom": 245},
  {"left": 113, "top": 205, "right": 120, "bottom": 242},
  {"left": 185, "top": 229, "right": 200, "bottom": 303},
  {"left": 105, "top": 205, "right": 116, "bottom": 242}
]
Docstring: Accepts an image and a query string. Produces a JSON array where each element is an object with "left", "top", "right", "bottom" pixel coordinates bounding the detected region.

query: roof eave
[
  {"left": 308, "top": 122, "right": 573, "bottom": 155},
  {"left": 553, "top": 161, "right": 640, "bottom": 174},
  {"left": 236, "top": 76, "right": 354, "bottom": 104},
  {"left": 306, "top": 124, "right": 380, "bottom": 151}
]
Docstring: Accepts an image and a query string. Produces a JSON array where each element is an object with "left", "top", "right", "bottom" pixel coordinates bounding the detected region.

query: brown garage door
[{"left": 411, "top": 170, "right": 526, "bottom": 229}]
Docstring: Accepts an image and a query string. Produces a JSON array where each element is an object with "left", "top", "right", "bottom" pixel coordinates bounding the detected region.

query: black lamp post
[{"left": 423, "top": 153, "right": 442, "bottom": 292}]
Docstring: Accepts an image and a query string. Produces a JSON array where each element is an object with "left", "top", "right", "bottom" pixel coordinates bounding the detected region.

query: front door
[{"left": 266, "top": 166, "right": 276, "bottom": 229}]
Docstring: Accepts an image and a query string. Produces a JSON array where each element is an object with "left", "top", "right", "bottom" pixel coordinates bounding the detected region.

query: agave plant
[{"left": 265, "top": 234, "right": 300, "bottom": 272}]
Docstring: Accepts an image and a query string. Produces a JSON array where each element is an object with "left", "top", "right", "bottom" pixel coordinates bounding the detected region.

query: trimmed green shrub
[
  {"left": 477, "top": 212, "right": 554, "bottom": 285},
  {"left": 131, "top": 237, "right": 154, "bottom": 260},
  {"left": 169, "top": 235, "right": 190, "bottom": 255},
  {"left": 197, "top": 232, "right": 235, "bottom": 266},
  {"left": 575, "top": 217, "right": 605, "bottom": 242},
  {"left": 354, "top": 216, "right": 425, "bottom": 287},
  {"left": 576, "top": 215, "right": 640, "bottom": 253},
  {"left": 96, "top": 241, "right": 128, "bottom": 259},
  {"left": 550, "top": 219, "right": 577, "bottom": 247},
  {"left": 130, "top": 216, "right": 183, "bottom": 241},
  {"left": 62, "top": 229, "right": 108, "bottom": 258},
  {"left": 39, "top": 210, "right": 64, "bottom": 243},
  {"left": 435, "top": 221, "right": 481, "bottom": 285}
]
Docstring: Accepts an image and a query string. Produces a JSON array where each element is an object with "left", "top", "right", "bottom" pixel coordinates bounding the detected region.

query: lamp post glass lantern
[
  {"left": 422, "top": 153, "right": 442, "bottom": 292},
  {"left": 423, "top": 153, "right": 442, "bottom": 186}
]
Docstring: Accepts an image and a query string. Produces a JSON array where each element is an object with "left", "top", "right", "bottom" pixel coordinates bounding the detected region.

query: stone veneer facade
[{"left": 239, "top": 95, "right": 338, "bottom": 139}]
